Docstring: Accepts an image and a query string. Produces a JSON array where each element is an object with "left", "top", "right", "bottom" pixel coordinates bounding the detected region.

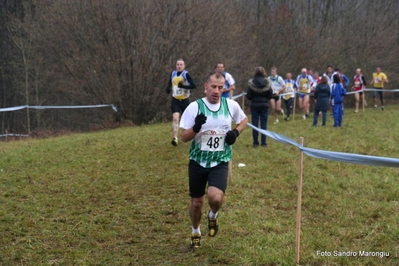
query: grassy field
[{"left": 0, "top": 104, "right": 398, "bottom": 265}]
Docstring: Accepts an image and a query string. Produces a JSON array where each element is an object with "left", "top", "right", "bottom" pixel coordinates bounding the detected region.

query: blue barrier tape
[
  {"left": 0, "top": 104, "right": 118, "bottom": 113},
  {"left": 247, "top": 123, "right": 399, "bottom": 168}
]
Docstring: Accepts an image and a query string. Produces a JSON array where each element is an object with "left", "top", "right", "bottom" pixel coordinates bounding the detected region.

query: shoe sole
[
  {"left": 208, "top": 217, "right": 218, "bottom": 237},
  {"left": 191, "top": 235, "right": 201, "bottom": 248}
]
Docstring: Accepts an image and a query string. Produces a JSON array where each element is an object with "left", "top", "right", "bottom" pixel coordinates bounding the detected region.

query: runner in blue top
[
  {"left": 166, "top": 59, "right": 196, "bottom": 146},
  {"left": 215, "top": 63, "right": 235, "bottom": 98},
  {"left": 331, "top": 74, "right": 347, "bottom": 127},
  {"left": 295, "top": 68, "right": 314, "bottom": 120},
  {"left": 334, "top": 68, "right": 350, "bottom": 89}
]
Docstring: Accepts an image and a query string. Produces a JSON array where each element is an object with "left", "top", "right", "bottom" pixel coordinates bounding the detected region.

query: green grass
[{"left": 0, "top": 105, "right": 398, "bottom": 265}]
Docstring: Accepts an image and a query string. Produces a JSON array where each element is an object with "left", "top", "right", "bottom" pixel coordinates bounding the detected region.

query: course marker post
[
  {"left": 228, "top": 88, "right": 234, "bottom": 185},
  {"left": 362, "top": 89, "right": 365, "bottom": 113},
  {"left": 241, "top": 92, "right": 245, "bottom": 110},
  {"left": 228, "top": 160, "right": 233, "bottom": 185},
  {"left": 295, "top": 137, "right": 304, "bottom": 264},
  {"left": 293, "top": 92, "right": 297, "bottom": 121}
]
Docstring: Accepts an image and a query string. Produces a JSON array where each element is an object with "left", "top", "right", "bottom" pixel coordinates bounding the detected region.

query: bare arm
[
  {"left": 223, "top": 84, "right": 236, "bottom": 93},
  {"left": 181, "top": 128, "right": 196, "bottom": 143},
  {"left": 235, "top": 116, "right": 248, "bottom": 135}
]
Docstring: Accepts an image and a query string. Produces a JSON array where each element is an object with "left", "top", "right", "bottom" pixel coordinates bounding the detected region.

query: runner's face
[
  {"left": 204, "top": 75, "right": 225, "bottom": 104},
  {"left": 216, "top": 64, "right": 225, "bottom": 72},
  {"left": 376, "top": 67, "right": 381, "bottom": 74},
  {"left": 327, "top": 67, "right": 333, "bottom": 74},
  {"left": 176, "top": 61, "right": 185, "bottom": 72},
  {"left": 356, "top": 69, "right": 361, "bottom": 75},
  {"left": 286, "top": 73, "right": 292, "bottom": 79},
  {"left": 271, "top": 69, "right": 277, "bottom": 76}
]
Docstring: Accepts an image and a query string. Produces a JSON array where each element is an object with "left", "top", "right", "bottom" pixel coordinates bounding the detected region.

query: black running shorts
[
  {"left": 271, "top": 95, "right": 280, "bottom": 101},
  {"left": 372, "top": 88, "right": 383, "bottom": 101},
  {"left": 171, "top": 98, "right": 190, "bottom": 114},
  {"left": 188, "top": 160, "right": 228, "bottom": 198}
]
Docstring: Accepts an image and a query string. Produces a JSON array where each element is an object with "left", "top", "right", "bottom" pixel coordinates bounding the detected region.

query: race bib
[
  {"left": 200, "top": 130, "right": 225, "bottom": 152},
  {"left": 285, "top": 84, "right": 293, "bottom": 99},
  {"left": 375, "top": 78, "right": 380, "bottom": 83},
  {"left": 355, "top": 81, "right": 361, "bottom": 86},
  {"left": 300, "top": 83, "right": 308, "bottom": 92},
  {"left": 173, "top": 85, "right": 184, "bottom": 96}
]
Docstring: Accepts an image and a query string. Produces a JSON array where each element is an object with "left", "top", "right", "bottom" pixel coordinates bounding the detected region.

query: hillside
[{"left": 0, "top": 105, "right": 398, "bottom": 265}]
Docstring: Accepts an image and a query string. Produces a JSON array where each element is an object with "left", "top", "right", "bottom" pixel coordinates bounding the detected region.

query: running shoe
[
  {"left": 273, "top": 119, "right": 279, "bottom": 124},
  {"left": 374, "top": 105, "right": 377, "bottom": 109},
  {"left": 171, "top": 138, "right": 178, "bottom": 146},
  {"left": 382, "top": 106, "right": 385, "bottom": 111},
  {"left": 302, "top": 115, "right": 306, "bottom": 120},
  {"left": 280, "top": 109, "right": 285, "bottom": 117},
  {"left": 285, "top": 117, "right": 290, "bottom": 121},
  {"left": 190, "top": 233, "right": 201, "bottom": 248},
  {"left": 354, "top": 110, "right": 358, "bottom": 113},
  {"left": 208, "top": 211, "right": 219, "bottom": 237}
]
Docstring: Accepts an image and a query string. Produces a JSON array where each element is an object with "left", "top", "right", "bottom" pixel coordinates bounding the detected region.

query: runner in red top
[{"left": 352, "top": 68, "right": 367, "bottom": 113}]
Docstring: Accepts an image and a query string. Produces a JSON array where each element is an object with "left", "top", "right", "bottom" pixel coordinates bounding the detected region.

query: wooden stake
[
  {"left": 362, "top": 90, "right": 365, "bottom": 113},
  {"left": 5, "top": 129, "right": 8, "bottom": 142},
  {"left": 228, "top": 87, "right": 234, "bottom": 185},
  {"left": 228, "top": 160, "right": 233, "bottom": 185},
  {"left": 295, "top": 137, "right": 304, "bottom": 265},
  {"left": 292, "top": 93, "right": 297, "bottom": 121}
]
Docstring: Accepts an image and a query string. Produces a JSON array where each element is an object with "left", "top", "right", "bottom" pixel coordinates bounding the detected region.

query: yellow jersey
[{"left": 372, "top": 72, "right": 387, "bottom": 88}]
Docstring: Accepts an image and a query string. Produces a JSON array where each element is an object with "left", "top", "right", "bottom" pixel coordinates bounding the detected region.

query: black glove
[
  {"left": 178, "top": 82, "right": 185, "bottom": 88},
  {"left": 192, "top": 113, "right": 207, "bottom": 133},
  {"left": 225, "top": 129, "right": 240, "bottom": 145},
  {"left": 166, "top": 87, "right": 171, "bottom": 94}
]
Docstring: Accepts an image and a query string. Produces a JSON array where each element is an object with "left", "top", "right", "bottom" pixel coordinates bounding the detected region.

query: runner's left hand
[{"left": 225, "top": 129, "right": 239, "bottom": 145}]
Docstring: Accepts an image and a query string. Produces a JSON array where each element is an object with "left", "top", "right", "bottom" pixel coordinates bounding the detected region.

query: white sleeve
[
  {"left": 278, "top": 76, "right": 285, "bottom": 86},
  {"left": 226, "top": 73, "right": 235, "bottom": 85},
  {"left": 227, "top": 99, "right": 246, "bottom": 124},
  {"left": 179, "top": 102, "right": 199, "bottom": 129},
  {"left": 295, "top": 75, "right": 300, "bottom": 87}
]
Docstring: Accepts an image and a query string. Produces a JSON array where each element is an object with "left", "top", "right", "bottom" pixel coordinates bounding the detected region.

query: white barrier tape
[
  {"left": 363, "top": 88, "right": 399, "bottom": 92},
  {"left": 247, "top": 123, "right": 399, "bottom": 168},
  {"left": 235, "top": 87, "right": 399, "bottom": 101},
  {"left": 0, "top": 104, "right": 118, "bottom": 113},
  {"left": 0, "top": 133, "right": 29, "bottom": 138},
  {"left": 232, "top": 92, "right": 247, "bottom": 100}
]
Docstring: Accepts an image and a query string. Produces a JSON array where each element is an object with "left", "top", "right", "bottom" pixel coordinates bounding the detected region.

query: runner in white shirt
[
  {"left": 268, "top": 67, "right": 286, "bottom": 124},
  {"left": 180, "top": 70, "right": 247, "bottom": 248}
]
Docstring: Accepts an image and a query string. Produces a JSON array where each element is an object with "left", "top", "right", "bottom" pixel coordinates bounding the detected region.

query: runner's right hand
[{"left": 193, "top": 113, "right": 207, "bottom": 133}]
